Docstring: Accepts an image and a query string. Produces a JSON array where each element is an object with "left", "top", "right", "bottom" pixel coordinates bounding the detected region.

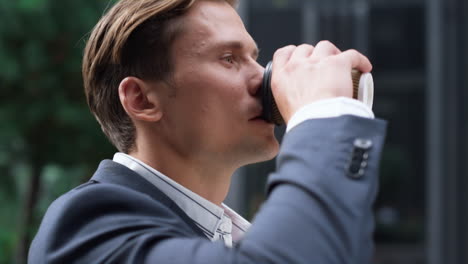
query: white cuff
[{"left": 286, "top": 97, "right": 375, "bottom": 133}]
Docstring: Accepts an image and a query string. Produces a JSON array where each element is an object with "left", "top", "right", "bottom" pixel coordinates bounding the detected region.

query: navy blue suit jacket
[{"left": 29, "top": 116, "right": 387, "bottom": 263}]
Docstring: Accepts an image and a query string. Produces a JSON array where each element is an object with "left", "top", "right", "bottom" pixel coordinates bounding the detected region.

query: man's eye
[{"left": 223, "top": 55, "right": 234, "bottom": 64}]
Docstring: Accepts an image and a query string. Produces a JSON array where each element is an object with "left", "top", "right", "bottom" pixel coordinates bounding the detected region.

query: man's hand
[{"left": 270, "top": 41, "right": 373, "bottom": 123}]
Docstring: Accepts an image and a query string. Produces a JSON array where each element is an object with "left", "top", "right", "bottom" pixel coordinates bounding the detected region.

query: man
[{"left": 29, "top": 0, "right": 387, "bottom": 263}]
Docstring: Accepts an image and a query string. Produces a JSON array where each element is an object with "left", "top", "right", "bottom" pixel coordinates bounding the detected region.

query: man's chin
[
  {"left": 245, "top": 139, "right": 280, "bottom": 164},
  {"left": 264, "top": 139, "right": 280, "bottom": 159}
]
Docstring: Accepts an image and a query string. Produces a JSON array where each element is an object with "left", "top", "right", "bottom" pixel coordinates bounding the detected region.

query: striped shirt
[{"left": 113, "top": 153, "right": 251, "bottom": 247}]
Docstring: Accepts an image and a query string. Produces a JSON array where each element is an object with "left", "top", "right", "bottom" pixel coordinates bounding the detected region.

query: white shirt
[
  {"left": 286, "top": 97, "right": 374, "bottom": 132},
  {"left": 113, "top": 98, "right": 373, "bottom": 247}
]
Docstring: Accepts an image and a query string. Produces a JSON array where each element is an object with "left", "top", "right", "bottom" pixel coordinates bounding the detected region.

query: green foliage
[{"left": 0, "top": 0, "right": 117, "bottom": 263}]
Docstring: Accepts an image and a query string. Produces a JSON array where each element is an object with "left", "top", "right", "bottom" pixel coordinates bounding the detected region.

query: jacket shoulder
[{"left": 29, "top": 180, "right": 202, "bottom": 263}]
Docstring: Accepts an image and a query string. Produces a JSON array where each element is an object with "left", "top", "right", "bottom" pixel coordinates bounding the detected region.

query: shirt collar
[{"left": 112, "top": 153, "right": 250, "bottom": 246}]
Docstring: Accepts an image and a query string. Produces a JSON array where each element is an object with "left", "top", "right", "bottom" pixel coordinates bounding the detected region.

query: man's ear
[{"left": 118, "top": 77, "right": 163, "bottom": 122}]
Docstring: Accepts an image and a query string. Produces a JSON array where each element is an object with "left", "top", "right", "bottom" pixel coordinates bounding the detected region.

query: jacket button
[
  {"left": 354, "top": 138, "right": 373, "bottom": 149},
  {"left": 347, "top": 138, "right": 373, "bottom": 179}
]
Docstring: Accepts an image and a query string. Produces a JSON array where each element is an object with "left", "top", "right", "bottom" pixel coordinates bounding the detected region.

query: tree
[{"left": 0, "top": 1, "right": 116, "bottom": 263}]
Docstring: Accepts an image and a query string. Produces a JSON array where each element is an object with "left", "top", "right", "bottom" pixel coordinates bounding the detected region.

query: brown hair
[{"left": 82, "top": 0, "right": 237, "bottom": 153}]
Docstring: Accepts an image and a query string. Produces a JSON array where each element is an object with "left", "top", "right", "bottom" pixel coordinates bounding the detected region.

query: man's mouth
[
  {"left": 249, "top": 114, "right": 273, "bottom": 125},
  {"left": 248, "top": 105, "right": 272, "bottom": 124},
  {"left": 249, "top": 113, "right": 264, "bottom": 121}
]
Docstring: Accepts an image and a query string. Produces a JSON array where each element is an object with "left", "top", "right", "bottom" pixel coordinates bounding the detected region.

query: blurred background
[{"left": 0, "top": 0, "right": 466, "bottom": 263}]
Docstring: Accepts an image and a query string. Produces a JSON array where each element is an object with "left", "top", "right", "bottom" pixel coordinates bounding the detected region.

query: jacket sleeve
[{"left": 30, "top": 115, "right": 387, "bottom": 264}]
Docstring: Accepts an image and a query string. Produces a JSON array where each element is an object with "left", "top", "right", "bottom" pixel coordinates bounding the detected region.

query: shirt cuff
[{"left": 286, "top": 97, "right": 375, "bottom": 133}]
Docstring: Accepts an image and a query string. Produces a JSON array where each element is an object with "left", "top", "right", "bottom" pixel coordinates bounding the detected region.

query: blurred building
[{"left": 225, "top": 0, "right": 468, "bottom": 263}]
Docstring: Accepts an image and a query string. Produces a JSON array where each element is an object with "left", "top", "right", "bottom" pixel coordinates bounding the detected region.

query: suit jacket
[{"left": 29, "top": 115, "right": 387, "bottom": 263}]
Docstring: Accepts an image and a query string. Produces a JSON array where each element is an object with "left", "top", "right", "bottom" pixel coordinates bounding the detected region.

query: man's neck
[{"left": 129, "top": 146, "right": 235, "bottom": 206}]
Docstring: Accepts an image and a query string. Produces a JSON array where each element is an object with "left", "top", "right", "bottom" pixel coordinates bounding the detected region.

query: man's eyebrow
[{"left": 215, "top": 40, "right": 260, "bottom": 58}]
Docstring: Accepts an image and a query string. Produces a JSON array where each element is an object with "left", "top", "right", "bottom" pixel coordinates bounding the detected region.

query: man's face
[{"left": 157, "top": 0, "right": 279, "bottom": 167}]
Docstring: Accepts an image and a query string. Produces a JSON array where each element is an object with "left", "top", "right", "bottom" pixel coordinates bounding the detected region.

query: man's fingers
[
  {"left": 272, "top": 45, "right": 296, "bottom": 69},
  {"left": 338, "top": 49, "right": 373, "bottom": 73},
  {"left": 289, "top": 44, "right": 314, "bottom": 61},
  {"left": 311, "top": 40, "right": 341, "bottom": 59}
]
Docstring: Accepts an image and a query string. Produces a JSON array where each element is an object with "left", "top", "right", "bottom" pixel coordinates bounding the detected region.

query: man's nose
[{"left": 248, "top": 61, "right": 265, "bottom": 97}]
